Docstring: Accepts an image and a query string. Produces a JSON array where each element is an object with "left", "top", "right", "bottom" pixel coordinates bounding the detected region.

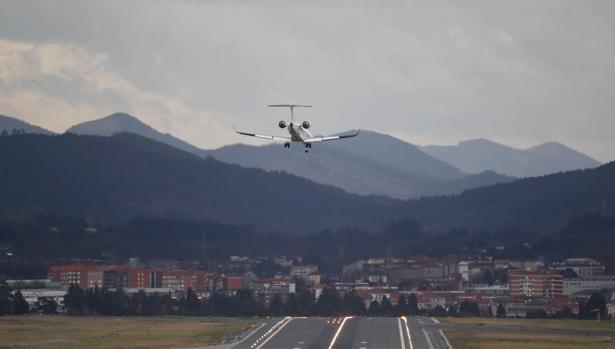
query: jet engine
[
  {"left": 302, "top": 121, "right": 310, "bottom": 129},
  {"left": 278, "top": 120, "right": 287, "bottom": 129}
]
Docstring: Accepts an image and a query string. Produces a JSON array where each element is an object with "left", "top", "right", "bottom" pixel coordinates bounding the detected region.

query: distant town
[{"left": 2, "top": 254, "right": 613, "bottom": 320}]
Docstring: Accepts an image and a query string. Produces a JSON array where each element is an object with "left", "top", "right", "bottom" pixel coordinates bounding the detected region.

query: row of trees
[
  {"left": 4, "top": 280, "right": 608, "bottom": 319},
  {"left": 0, "top": 128, "right": 27, "bottom": 136},
  {"left": 61, "top": 285, "right": 425, "bottom": 317},
  {"left": 0, "top": 281, "right": 32, "bottom": 315},
  {"left": 60, "top": 283, "right": 493, "bottom": 318}
]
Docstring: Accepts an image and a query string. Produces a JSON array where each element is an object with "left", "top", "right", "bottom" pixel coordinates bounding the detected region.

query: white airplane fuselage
[{"left": 287, "top": 122, "right": 313, "bottom": 144}]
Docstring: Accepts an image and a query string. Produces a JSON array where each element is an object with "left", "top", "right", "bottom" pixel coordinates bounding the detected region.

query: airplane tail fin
[{"left": 268, "top": 104, "right": 312, "bottom": 121}]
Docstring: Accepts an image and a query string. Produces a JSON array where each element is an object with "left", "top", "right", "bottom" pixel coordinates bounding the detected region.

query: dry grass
[
  {"left": 441, "top": 317, "right": 615, "bottom": 332},
  {"left": 445, "top": 331, "right": 615, "bottom": 349},
  {"left": 0, "top": 315, "right": 252, "bottom": 349}
]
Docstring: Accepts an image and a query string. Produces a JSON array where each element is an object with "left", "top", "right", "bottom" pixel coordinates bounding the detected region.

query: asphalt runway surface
[{"left": 231, "top": 316, "right": 450, "bottom": 349}]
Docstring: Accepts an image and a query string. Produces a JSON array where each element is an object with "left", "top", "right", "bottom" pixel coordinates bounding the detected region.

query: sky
[{"left": 0, "top": 1, "right": 613, "bottom": 162}]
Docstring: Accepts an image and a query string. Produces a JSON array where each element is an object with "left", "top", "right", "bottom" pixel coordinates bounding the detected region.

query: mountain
[
  {"left": 65, "top": 113, "right": 512, "bottom": 199},
  {"left": 0, "top": 133, "right": 401, "bottom": 233},
  {"left": 421, "top": 138, "right": 601, "bottom": 177},
  {"left": 0, "top": 115, "right": 55, "bottom": 135},
  {"left": 206, "top": 131, "right": 515, "bottom": 199},
  {"left": 66, "top": 112, "right": 204, "bottom": 155},
  {"left": 0, "top": 132, "right": 612, "bottom": 235},
  {"left": 403, "top": 161, "right": 615, "bottom": 232}
]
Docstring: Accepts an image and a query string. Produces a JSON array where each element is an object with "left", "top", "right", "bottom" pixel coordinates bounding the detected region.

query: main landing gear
[
  {"left": 304, "top": 143, "right": 312, "bottom": 153},
  {"left": 284, "top": 142, "right": 290, "bottom": 148}
]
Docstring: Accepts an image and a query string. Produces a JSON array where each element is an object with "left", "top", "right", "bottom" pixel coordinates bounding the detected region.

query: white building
[
  {"left": 563, "top": 275, "right": 615, "bottom": 295},
  {"left": 552, "top": 258, "right": 605, "bottom": 278},
  {"left": 290, "top": 265, "right": 319, "bottom": 279}
]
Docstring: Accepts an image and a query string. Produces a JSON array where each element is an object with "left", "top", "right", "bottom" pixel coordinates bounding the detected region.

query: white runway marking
[
  {"left": 422, "top": 328, "right": 435, "bottom": 349},
  {"left": 232, "top": 322, "right": 266, "bottom": 347},
  {"left": 327, "top": 316, "right": 352, "bottom": 349},
  {"left": 255, "top": 317, "right": 293, "bottom": 349},
  {"left": 439, "top": 329, "right": 453, "bottom": 349},
  {"left": 397, "top": 318, "right": 406, "bottom": 349},
  {"left": 401, "top": 317, "right": 413, "bottom": 349}
]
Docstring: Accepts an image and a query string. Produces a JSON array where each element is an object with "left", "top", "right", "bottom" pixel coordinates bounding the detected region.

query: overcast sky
[{"left": 0, "top": 1, "right": 613, "bottom": 161}]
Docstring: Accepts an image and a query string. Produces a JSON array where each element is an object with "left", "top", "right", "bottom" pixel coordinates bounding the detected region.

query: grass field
[
  {"left": 445, "top": 331, "right": 615, "bottom": 349},
  {"left": 0, "top": 315, "right": 253, "bottom": 349},
  {"left": 441, "top": 317, "right": 615, "bottom": 332},
  {"left": 441, "top": 317, "right": 615, "bottom": 349}
]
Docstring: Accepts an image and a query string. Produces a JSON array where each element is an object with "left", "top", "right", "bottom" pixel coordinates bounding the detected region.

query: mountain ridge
[
  {"left": 422, "top": 138, "right": 601, "bottom": 177},
  {"left": 0, "top": 132, "right": 612, "bottom": 235},
  {"left": 0, "top": 132, "right": 402, "bottom": 233},
  {"left": 0, "top": 115, "right": 56, "bottom": 135}
]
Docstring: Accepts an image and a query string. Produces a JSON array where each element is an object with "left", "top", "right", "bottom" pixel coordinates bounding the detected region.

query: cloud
[
  {"left": 0, "top": 2, "right": 614, "bottom": 161},
  {"left": 0, "top": 38, "right": 231, "bottom": 148}
]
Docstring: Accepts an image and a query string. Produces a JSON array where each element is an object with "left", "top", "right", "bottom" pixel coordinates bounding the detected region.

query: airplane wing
[
  {"left": 303, "top": 129, "right": 361, "bottom": 143},
  {"left": 234, "top": 128, "right": 290, "bottom": 142}
]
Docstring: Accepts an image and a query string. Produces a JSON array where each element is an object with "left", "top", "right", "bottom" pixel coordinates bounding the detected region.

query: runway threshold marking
[
  {"left": 401, "top": 317, "right": 413, "bottom": 349},
  {"left": 254, "top": 317, "right": 293, "bottom": 349},
  {"left": 327, "top": 316, "right": 353, "bottom": 349},
  {"left": 422, "top": 328, "right": 435, "bottom": 349}
]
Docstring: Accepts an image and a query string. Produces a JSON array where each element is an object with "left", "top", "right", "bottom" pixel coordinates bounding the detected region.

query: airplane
[{"left": 234, "top": 104, "right": 360, "bottom": 153}]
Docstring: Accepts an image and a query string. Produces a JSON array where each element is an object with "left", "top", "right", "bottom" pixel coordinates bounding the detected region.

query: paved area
[{"left": 228, "top": 316, "right": 450, "bottom": 349}]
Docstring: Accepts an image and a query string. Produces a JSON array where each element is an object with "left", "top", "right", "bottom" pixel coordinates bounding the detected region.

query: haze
[{"left": 0, "top": 1, "right": 613, "bottom": 162}]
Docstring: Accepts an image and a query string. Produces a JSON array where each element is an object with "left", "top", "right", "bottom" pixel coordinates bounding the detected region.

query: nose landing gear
[
  {"left": 284, "top": 142, "right": 290, "bottom": 149},
  {"left": 304, "top": 143, "right": 312, "bottom": 153}
]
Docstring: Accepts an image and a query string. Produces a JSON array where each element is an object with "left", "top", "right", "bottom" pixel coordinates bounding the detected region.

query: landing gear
[
  {"left": 284, "top": 142, "right": 290, "bottom": 149},
  {"left": 304, "top": 143, "right": 312, "bottom": 153}
]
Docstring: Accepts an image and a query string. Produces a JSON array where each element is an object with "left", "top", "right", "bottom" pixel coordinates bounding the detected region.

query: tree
[
  {"left": 269, "top": 293, "right": 284, "bottom": 316},
  {"left": 555, "top": 306, "right": 574, "bottom": 319},
  {"left": 430, "top": 305, "right": 447, "bottom": 317},
  {"left": 0, "top": 130, "right": 8, "bottom": 137},
  {"left": 380, "top": 296, "right": 393, "bottom": 316},
  {"left": 13, "top": 291, "right": 29, "bottom": 315},
  {"left": 234, "top": 289, "right": 260, "bottom": 316},
  {"left": 64, "top": 285, "right": 86, "bottom": 315},
  {"left": 342, "top": 290, "right": 366, "bottom": 316},
  {"left": 0, "top": 281, "right": 13, "bottom": 315},
  {"left": 408, "top": 293, "right": 419, "bottom": 315},
  {"left": 584, "top": 292, "right": 608, "bottom": 320},
  {"left": 496, "top": 303, "right": 506, "bottom": 318},
  {"left": 367, "top": 300, "right": 381, "bottom": 316},
  {"left": 315, "top": 287, "right": 342, "bottom": 316},
  {"left": 526, "top": 309, "right": 548, "bottom": 319},
  {"left": 180, "top": 288, "right": 201, "bottom": 316},
  {"left": 483, "top": 270, "right": 495, "bottom": 286},
  {"left": 447, "top": 304, "right": 458, "bottom": 317},
  {"left": 395, "top": 294, "right": 408, "bottom": 316},
  {"left": 459, "top": 300, "right": 473, "bottom": 317}
]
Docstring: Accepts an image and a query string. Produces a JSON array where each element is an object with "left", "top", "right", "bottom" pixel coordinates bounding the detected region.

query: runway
[{"left": 230, "top": 316, "right": 450, "bottom": 349}]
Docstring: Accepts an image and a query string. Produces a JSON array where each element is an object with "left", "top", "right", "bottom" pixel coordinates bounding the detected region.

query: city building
[
  {"left": 249, "top": 277, "right": 295, "bottom": 306},
  {"left": 551, "top": 258, "right": 606, "bottom": 277},
  {"left": 49, "top": 264, "right": 213, "bottom": 293},
  {"left": 509, "top": 271, "right": 563, "bottom": 298},
  {"left": 563, "top": 275, "right": 615, "bottom": 295}
]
